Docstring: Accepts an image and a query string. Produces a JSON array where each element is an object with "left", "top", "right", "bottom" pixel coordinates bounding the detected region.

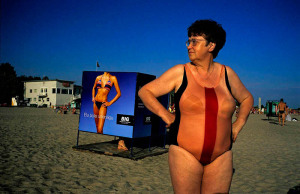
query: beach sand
[{"left": 0, "top": 107, "right": 299, "bottom": 193}]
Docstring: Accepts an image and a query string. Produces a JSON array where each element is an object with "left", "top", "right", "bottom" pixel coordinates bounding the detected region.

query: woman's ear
[{"left": 208, "top": 42, "right": 216, "bottom": 52}]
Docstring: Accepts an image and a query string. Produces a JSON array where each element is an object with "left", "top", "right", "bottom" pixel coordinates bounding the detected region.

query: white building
[{"left": 24, "top": 80, "right": 81, "bottom": 107}]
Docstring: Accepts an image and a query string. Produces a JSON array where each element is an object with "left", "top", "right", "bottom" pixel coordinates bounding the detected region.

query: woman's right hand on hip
[{"left": 164, "top": 112, "right": 175, "bottom": 128}]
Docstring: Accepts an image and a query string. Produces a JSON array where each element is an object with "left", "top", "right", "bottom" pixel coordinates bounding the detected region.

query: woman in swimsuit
[
  {"left": 139, "top": 20, "right": 253, "bottom": 193},
  {"left": 92, "top": 72, "right": 121, "bottom": 133},
  {"left": 277, "top": 98, "right": 287, "bottom": 126},
  {"left": 92, "top": 72, "right": 128, "bottom": 150}
]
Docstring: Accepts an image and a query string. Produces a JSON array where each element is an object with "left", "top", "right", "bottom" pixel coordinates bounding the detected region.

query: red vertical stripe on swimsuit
[
  {"left": 175, "top": 64, "right": 236, "bottom": 165},
  {"left": 200, "top": 88, "right": 218, "bottom": 164}
]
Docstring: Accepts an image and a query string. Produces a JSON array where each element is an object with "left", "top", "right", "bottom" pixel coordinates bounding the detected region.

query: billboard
[{"left": 79, "top": 71, "right": 166, "bottom": 138}]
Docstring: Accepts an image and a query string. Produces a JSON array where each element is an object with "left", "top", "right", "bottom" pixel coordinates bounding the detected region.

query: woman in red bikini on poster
[
  {"left": 92, "top": 72, "right": 127, "bottom": 150},
  {"left": 92, "top": 72, "right": 120, "bottom": 133}
]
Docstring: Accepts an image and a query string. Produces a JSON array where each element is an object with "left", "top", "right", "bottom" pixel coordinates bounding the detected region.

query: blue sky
[{"left": 1, "top": 0, "right": 300, "bottom": 108}]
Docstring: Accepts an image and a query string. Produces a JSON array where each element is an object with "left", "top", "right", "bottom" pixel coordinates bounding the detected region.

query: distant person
[
  {"left": 285, "top": 106, "right": 292, "bottom": 121},
  {"left": 139, "top": 19, "right": 253, "bottom": 193},
  {"left": 72, "top": 108, "right": 76, "bottom": 114},
  {"left": 277, "top": 98, "right": 287, "bottom": 126}
]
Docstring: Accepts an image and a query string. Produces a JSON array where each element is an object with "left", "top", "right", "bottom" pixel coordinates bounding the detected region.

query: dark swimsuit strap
[
  {"left": 224, "top": 66, "right": 232, "bottom": 95},
  {"left": 224, "top": 66, "right": 233, "bottom": 149}
]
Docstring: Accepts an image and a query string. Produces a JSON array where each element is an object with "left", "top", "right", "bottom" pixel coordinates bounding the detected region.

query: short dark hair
[{"left": 188, "top": 19, "right": 226, "bottom": 59}]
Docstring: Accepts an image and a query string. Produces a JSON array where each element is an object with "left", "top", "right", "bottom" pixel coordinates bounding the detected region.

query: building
[{"left": 24, "top": 79, "right": 81, "bottom": 107}]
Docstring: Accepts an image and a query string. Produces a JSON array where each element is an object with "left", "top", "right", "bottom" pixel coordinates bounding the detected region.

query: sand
[{"left": 0, "top": 107, "right": 299, "bottom": 193}]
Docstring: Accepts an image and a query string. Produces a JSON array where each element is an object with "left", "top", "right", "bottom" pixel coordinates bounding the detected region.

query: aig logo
[
  {"left": 121, "top": 116, "right": 129, "bottom": 122},
  {"left": 117, "top": 114, "right": 134, "bottom": 126},
  {"left": 144, "top": 115, "right": 152, "bottom": 125}
]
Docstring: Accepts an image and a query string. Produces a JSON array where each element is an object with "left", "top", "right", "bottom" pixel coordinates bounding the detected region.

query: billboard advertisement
[{"left": 78, "top": 71, "right": 163, "bottom": 138}]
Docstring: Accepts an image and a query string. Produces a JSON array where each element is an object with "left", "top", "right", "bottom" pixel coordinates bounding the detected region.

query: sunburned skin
[
  {"left": 170, "top": 63, "right": 236, "bottom": 165},
  {"left": 138, "top": 20, "right": 253, "bottom": 193}
]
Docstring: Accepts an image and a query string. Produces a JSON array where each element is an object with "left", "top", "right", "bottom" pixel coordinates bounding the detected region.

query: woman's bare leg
[
  {"left": 97, "top": 106, "right": 107, "bottom": 134},
  {"left": 201, "top": 150, "right": 233, "bottom": 194},
  {"left": 93, "top": 103, "right": 99, "bottom": 130},
  {"left": 168, "top": 145, "right": 204, "bottom": 194}
]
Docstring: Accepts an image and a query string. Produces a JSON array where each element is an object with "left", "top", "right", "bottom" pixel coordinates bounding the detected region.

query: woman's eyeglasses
[{"left": 186, "top": 39, "right": 206, "bottom": 47}]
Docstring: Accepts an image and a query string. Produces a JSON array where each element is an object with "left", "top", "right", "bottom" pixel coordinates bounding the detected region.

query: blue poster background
[{"left": 79, "top": 71, "right": 137, "bottom": 138}]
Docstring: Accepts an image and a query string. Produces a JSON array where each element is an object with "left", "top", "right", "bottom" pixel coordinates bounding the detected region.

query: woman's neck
[{"left": 191, "top": 56, "right": 214, "bottom": 73}]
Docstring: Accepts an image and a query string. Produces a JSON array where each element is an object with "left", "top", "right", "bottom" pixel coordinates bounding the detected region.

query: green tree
[
  {"left": 42, "top": 76, "right": 49, "bottom": 80},
  {"left": 0, "top": 63, "right": 17, "bottom": 105},
  {"left": 16, "top": 75, "right": 31, "bottom": 100}
]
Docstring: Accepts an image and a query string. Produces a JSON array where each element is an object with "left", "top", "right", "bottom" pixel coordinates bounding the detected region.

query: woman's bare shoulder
[
  {"left": 162, "top": 64, "right": 186, "bottom": 78},
  {"left": 223, "top": 65, "right": 239, "bottom": 78},
  {"left": 174, "top": 64, "right": 186, "bottom": 71},
  {"left": 94, "top": 76, "right": 102, "bottom": 82},
  {"left": 141, "top": 64, "right": 187, "bottom": 96},
  {"left": 155, "top": 64, "right": 185, "bottom": 84},
  {"left": 109, "top": 75, "right": 117, "bottom": 81},
  {"left": 155, "top": 64, "right": 187, "bottom": 91}
]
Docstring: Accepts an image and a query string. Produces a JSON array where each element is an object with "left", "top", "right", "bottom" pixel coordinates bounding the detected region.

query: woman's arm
[
  {"left": 92, "top": 77, "right": 99, "bottom": 102},
  {"left": 138, "top": 65, "right": 184, "bottom": 126},
  {"left": 105, "top": 76, "right": 121, "bottom": 106},
  {"left": 227, "top": 66, "right": 254, "bottom": 142}
]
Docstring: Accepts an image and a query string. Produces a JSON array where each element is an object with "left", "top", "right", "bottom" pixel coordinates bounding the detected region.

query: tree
[
  {"left": 0, "top": 63, "right": 17, "bottom": 104},
  {"left": 16, "top": 76, "right": 26, "bottom": 100},
  {"left": 42, "top": 76, "right": 49, "bottom": 80},
  {"left": 16, "top": 75, "right": 32, "bottom": 100}
]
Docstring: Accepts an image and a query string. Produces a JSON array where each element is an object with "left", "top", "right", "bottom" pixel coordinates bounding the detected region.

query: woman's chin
[{"left": 188, "top": 56, "right": 196, "bottom": 62}]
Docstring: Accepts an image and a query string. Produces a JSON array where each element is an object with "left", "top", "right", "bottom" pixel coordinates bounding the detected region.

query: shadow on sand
[
  {"left": 261, "top": 118, "right": 280, "bottom": 125},
  {"left": 73, "top": 136, "right": 168, "bottom": 160}
]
